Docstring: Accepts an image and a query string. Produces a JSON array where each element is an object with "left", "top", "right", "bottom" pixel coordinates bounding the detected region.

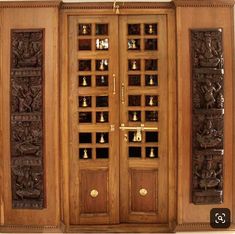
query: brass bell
[
  {"left": 82, "top": 25, "right": 88, "bottom": 35},
  {"left": 82, "top": 97, "right": 88, "bottom": 107},
  {"left": 99, "top": 60, "right": 105, "bottom": 71},
  {"left": 132, "top": 112, "right": 138, "bottom": 121},
  {"left": 83, "top": 149, "right": 88, "bottom": 159},
  {"left": 99, "top": 112, "right": 105, "bottom": 122},
  {"left": 131, "top": 39, "right": 136, "bottom": 49},
  {"left": 131, "top": 60, "right": 137, "bottom": 70},
  {"left": 99, "top": 133, "right": 105, "bottom": 144},
  {"left": 132, "top": 132, "right": 137, "bottom": 142},
  {"left": 148, "top": 25, "right": 153, "bottom": 34},
  {"left": 149, "top": 148, "right": 155, "bottom": 158},
  {"left": 82, "top": 76, "right": 87, "bottom": 86},
  {"left": 149, "top": 96, "right": 154, "bottom": 106},
  {"left": 101, "top": 75, "right": 105, "bottom": 84},
  {"left": 149, "top": 76, "right": 154, "bottom": 85}
]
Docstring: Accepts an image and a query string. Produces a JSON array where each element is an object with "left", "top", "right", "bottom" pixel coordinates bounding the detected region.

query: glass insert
[
  {"left": 145, "top": 95, "right": 158, "bottom": 107},
  {"left": 145, "top": 75, "right": 158, "bottom": 86},
  {"left": 145, "top": 59, "right": 158, "bottom": 71},
  {"left": 96, "top": 148, "right": 109, "bottom": 159},
  {"left": 129, "top": 147, "right": 141, "bottom": 158},
  {"left": 144, "top": 24, "right": 158, "bottom": 35},
  {"left": 146, "top": 147, "right": 158, "bottom": 158},
  {"left": 79, "top": 148, "right": 92, "bottom": 159},
  {"left": 146, "top": 132, "right": 158, "bottom": 143},
  {"left": 79, "top": 133, "right": 92, "bottom": 144},
  {"left": 96, "top": 132, "right": 109, "bottom": 144},
  {"left": 78, "top": 39, "right": 92, "bottom": 50},
  {"left": 145, "top": 111, "right": 158, "bottom": 122},
  {"left": 96, "top": 111, "right": 109, "bottom": 123},
  {"left": 96, "top": 24, "right": 108, "bottom": 35},
  {"left": 128, "top": 24, "right": 141, "bottom": 35},
  {"left": 128, "top": 95, "right": 141, "bottom": 106},
  {"left": 79, "top": 75, "right": 91, "bottom": 87},
  {"left": 128, "top": 39, "right": 140, "bottom": 50},
  {"left": 129, "top": 111, "right": 141, "bottom": 122},
  {"left": 144, "top": 39, "right": 158, "bottom": 50},
  {"left": 78, "top": 24, "right": 92, "bottom": 36},
  {"left": 96, "top": 96, "right": 109, "bottom": 107},
  {"left": 128, "top": 131, "right": 142, "bottom": 143},
  {"left": 128, "top": 75, "right": 141, "bottom": 86},
  {"left": 96, "top": 59, "right": 109, "bottom": 71},
  {"left": 78, "top": 60, "right": 91, "bottom": 71},
  {"left": 128, "top": 59, "right": 141, "bottom": 71},
  {"left": 96, "top": 38, "right": 109, "bottom": 50},
  {"left": 79, "top": 112, "right": 92, "bottom": 123},
  {"left": 96, "top": 75, "right": 108, "bottom": 86},
  {"left": 79, "top": 96, "right": 92, "bottom": 108}
]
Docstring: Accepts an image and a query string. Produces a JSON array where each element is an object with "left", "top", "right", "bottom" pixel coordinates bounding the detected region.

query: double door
[{"left": 68, "top": 14, "right": 168, "bottom": 225}]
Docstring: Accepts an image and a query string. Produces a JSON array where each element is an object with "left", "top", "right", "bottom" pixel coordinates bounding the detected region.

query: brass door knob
[
  {"left": 139, "top": 188, "right": 148, "bottom": 196},
  {"left": 90, "top": 189, "right": 99, "bottom": 198}
]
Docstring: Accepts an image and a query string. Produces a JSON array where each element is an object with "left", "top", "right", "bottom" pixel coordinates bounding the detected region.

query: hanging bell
[
  {"left": 132, "top": 132, "right": 137, "bottom": 142},
  {"left": 149, "top": 148, "right": 155, "bottom": 158},
  {"left": 99, "top": 60, "right": 105, "bottom": 71},
  {"left": 131, "top": 60, "right": 137, "bottom": 70},
  {"left": 82, "top": 76, "right": 87, "bottom": 86},
  {"left": 99, "top": 133, "right": 105, "bottom": 144},
  {"left": 132, "top": 112, "right": 138, "bottom": 121},
  {"left": 101, "top": 75, "right": 105, "bottom": 83},
  {"left": 83, "top": 149, "right": 88, "bottom": 159},
  {"left": 82, "top": 97, "right": 88, "bottom": 107},
  {"left": 149, "top": 76, "right": 154, "bottom": 85},
  {"left": 148, "top": 25, "right": 153, "bottom": 34},
  {"left": 132, "top": 39, "right": 137, "bottom": 49},
  {"left": 82, "top": 25, "right": 88, "bottom": 35},
  {"left": 149, "top": 96, "right": 154, "bottom": 106},
  {"left": 100, "top": 112, "right": 105, "bottom": 122}
]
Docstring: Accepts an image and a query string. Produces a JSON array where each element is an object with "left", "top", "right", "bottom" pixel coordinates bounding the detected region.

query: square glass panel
[
  {"left": 145, "top": 132, "right": 159, "bottom": 143},
  {"left": 129, "top": 147, "right": 141, "bottom": 158},
  {"left": 128, "top": 59, "right": 141, "bottom": 71},
  {"left": 96, "top": 96, "right": 108, "bottom": 107},
  {"left": 79, "top": 96, "right": 92, "bottom": 108},
  {"left": 128, "top": 75, "right": 141, "bottom": 86},
  {"left": 96, "top": 75, "right": 108, "bottom": 86},
  {"left": 96, "top": 38, "right": 109, "bottom": 50},
  {"left": 78, "top": 39, "right": 92, "bottom": 50},
  {"left": 79, "top": 133, "right": 92, "bottom": 143},
  {"left": 96, "top": 59, "right": 109, "bottom": 71},
  {"left": 128, "top": 39, "right": 140, "bottom": 50},
  {"left": 128, "top": 24, "right": 141, "bottom": 35},
  {"left": 145, "top": 111, "right": 158, "bottom": 122},
  {"left": 129, "top": 111, "right": 141, "bottom": 122},
  {"left": 96, "top": 148, "right": 109, "bottom": 159},
  {"left": 78, "top": 24, "right": 92, "bottom": 36},
  {"left": 144, "top": 39, "right": 158, "bottom": 50},
  {"left": 146, "top": 147, "right": 158, "bottom": 158},
  {"left": 145, "top": 95, "right": 158, "bottom": 107},
  {"left": 78, "top": 60, "right": 91, "bottom": 71},
  {"left": 96, "top": 24, "right": 108, "bottom": 35},
  {"left": 145, "top": 75, "right": 158, "bottom": 86},
  {"left": 79, "top": 148, "right": 92, "bottom": 159},
  {"left": 79, "top": 112, "right": 92, "bottom": 123},
  {"left": 96, "top": 111, "right": 109, "bottom": 123},
  {"left": 79, "top": 75, "right": 91, "bottom": 87},
  {"left": 128, "top": 95, "right": 141, "bottom": 106},
  {"left": 144, "top": 24, "right": 158, "bottom": 35},
  {"left": 145, "top": 59, "right": 158, "bottom": 71},
  {"left": 96, "top": 133, "right": 109, "bottom": 144},
  {"left": 128, "top": 131, "right": 142, "bottom": 143}
]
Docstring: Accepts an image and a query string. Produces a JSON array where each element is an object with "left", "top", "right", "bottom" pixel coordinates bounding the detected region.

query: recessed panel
[
  {"left": 78, "top": 60, "right": 91, "bottom": 71},
  {"left": 145, "top": 75, "right": 158, "bottom": 86},
  {"left": 128, "top": 39, "right": 140, "bottom": 50},
  {"left": 78, "top": 39, "right": 92, "bottom": 50},
  {"left": 79, "top": 76, "right": 91, "bottom": 87},
  {"left": 128, "top": 75, "right": 141, "bottom": 86},
  {"left": 79, "top": 133, "right": 92, "bottom": 144},
  {"left": 145, "top": 111, "right": 158, "bottom": 122},
  {"left": 79, "top": 96, "right": 92, "bottom": 108},
  {"left": 144, "top": 24, "right": 157, "bottom": 35},
  {"left": 79, "top": 112, "right": 92, "bottom": 123},
  {"left": 79, "top": 148, "right": 92, "bottom": 160},
  {"left": 128, "top": 24, "right": 141, "bottom": 35},
  {"left": 96, "top": 24, "right": 108, "bottom": 35},
  {"left": 128, "top": 59, "right": 141, "bottom": 71},
  {"left": 129, "top": 111, "right": 141, "bottom": 122},
  {"left": 128, "top": 95, "right": 141, "bottom": 106},
  {"left": 145, "top": 59, "right": 158, "bottom": 71},
  {"left": 96, "top": 38, "right": 109, "bottom": 50},
  {"left": 96, "top": 148, "right": 109, "bottom": 159},
  {"left": 78, "top": 24, "right": 92, "bottom": 36},
  {"left": 96, "top": 96, "right": 109, "bottom": 107},
  {"left": 144, "top": 39, "right": 158, "bottom": 50},
  {"left": 129, "top": 147, "right": 141, "bottom": 158},
  {"left": 96, "top": 59, "right": 109, "bottom": 71},
  {"left": 146, "top": 147, "right": 158, "bottom": 159},
  {"left": 96, "top": 111, "right": 109, "bottom": 123}
]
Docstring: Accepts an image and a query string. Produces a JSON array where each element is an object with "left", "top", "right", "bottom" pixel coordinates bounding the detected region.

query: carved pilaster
[
  {"left": 10, "top": 29, "right": 45, "bottom": 209},
  {"left": 191, "top": 29, "right": 224, "bottom": 204}
]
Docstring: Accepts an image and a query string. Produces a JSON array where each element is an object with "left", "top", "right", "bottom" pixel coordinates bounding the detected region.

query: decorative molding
[
  {"left": 191, "top": 29, "right": 224, "bottom": 205},
  {"left": 0, "top": 225, "right": 61, "bottom": 233},
  {"left": 173, "top": 0, "right": 235, "bottom": 7},
  {"left": 175, "top": 223, "right": 213, "bottom": 231},
  {"left": 10, "top": 29, "right": 45, "bottom": 209},
  {"left": 0, "top": 1, "right": 61, "bottom": 8}
]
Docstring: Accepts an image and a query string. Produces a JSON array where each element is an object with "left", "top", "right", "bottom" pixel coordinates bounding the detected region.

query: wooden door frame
[{"left": 60, "top": 3, "right": 177, "bottom": 232}]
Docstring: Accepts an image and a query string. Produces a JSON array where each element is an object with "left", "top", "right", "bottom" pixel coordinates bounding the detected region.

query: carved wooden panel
[
  {"left": 191, "top": 29, "right": 224, "bottom": 204},
  {"left": 10, "top": 29, "right": 44, "bottom": 209}
]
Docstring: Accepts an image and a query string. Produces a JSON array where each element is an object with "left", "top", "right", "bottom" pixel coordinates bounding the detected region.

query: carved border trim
[
  {"left": 0, "top": 1, "right": 61, "bottom": 8},
  {"left": 175, "top": 223, "right": 213, "bottom": 231},
  {"left": 174, "top": 0, "right": 235, "bottom": 7}
]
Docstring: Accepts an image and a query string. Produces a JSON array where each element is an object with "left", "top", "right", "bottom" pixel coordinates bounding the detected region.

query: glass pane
[
  {"left": 128, "top": 131, "right": 142, "bottom": 143},
  {"left": 96, "top": 75, "right": 108, "bottom": 86},
  {"left": 96, "top": 111, "right": 109, "bottom": 123},
  {"left": 96, "top": 24, "right": 108, "bottom": 35},
  {"left": 79, "top": 112, "right": 92, "bottom": 123},
  {"left": 96, "top": 96, "right": 109, "bottom": 107},
  {"left": 144, "top": 24, "right": 157, "bottom": 35},
  {"left": 128, "top": 24, "right": 141, "bottom": 35},
  {"left": 129, "top": 111, "right": 141, "bottom": 122},
  {"left": 78, "top": 24, "right": 92, "bottom": 36},
  {"left": 79, "top": 148, "right": 92, "bottom": 159},
  {"left": 128, "top": 39, "right": 140, "bottom": 50},
  {"left": 144, "top": 39, "right": 158, "bottom": 50},
  {"left": 145, "top": 59, "right": 158, "bottom": 71},
  {"left": 79, "top": 133, "right": 92, "bottom": 143},
  {"left": 146, "top": 147, "right": 158, "bottom": 158},
  {"left": 96, "top": 148, "right": 109, "bottom": 159},
  {"left": 96, "top": 38, "right": 109, "bottom": 50},
  {"left": 145, "top": 95, "right": 158, "bottom": 106},
  {"left": 96, "top": 132, "right": 109, "bottom": 144},
  {"left": 128, "top": 75, "right": 141, "bottom": 86},
  {"left": 79, "top": 96, "right": 92, "bottom": 108},
  {"left": 145, "top": 111, "right": 158, "bottom": 122},
  {"left": 128, "top": 59, "right": 141, "bottom": 71},
  {"left": 78, "top": 60, "right": 91, "bottom": 71},
  {"left": 96, "top": 59, "right": 109, "bottom": 71},
  {"left": 146, "top": 132, "right": 158, "bottom": 143},
  {"left": 145, "top": 75, "right": 158, "bottom": 86},
  {"left": 128, "top": 95, "right": 141, "bottom": 106},
  {"left": 79, "top": 75, "right": 91, "bottom": 87},
  {"left": 129, "top": 147, "right": 141, "bottom": 158},
  {"left": 78, "top": 39, "right": 92, "bottom": 50}
]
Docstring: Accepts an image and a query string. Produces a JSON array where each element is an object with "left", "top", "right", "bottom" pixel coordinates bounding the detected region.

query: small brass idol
[
  {"left": 148, "top": 24, "right": 153, "bottom": 34},
  {"left": 132, "top": 112, "right": 138, "bottom": 121},
  {"left": 99, "top": 60, "right": 105, "bottom": 71},
  {"left": 131, "top": 39, "right": 137, "bottom": 49},
  {"left": 149, "top": 76, "right": 154, "bottom": 85},
  {"left": 99, "top": 133, "right": 105, "bottom": 144},
  {"left": 132, "top": 132, "right": 137, "bottom": 142},
  {"left": 149, "top": 148, "right": 155, "bottom": 158},
  {"left": 99, "top": 112, "right": 105, "bottom": 122},
  {"left": 82, "top": 25, "right": 88, "bottom": 35},
  {"left": 83, "top": 149, "right": 88, "bottom": 159},
  {"left": 82, "top": 97, "right": 88, "bottom": 107},
  {"left": 149, "top": 96, "right": 154, "bottom": 106},
  {"left": 82, "top": 76, "right": 87, "bottom": 86},
  {"left": 131, "top": 60, "right": 137, "bottom": 70},
  {"left": 101, "top": 75, "right": 105, "bottom": 84}
]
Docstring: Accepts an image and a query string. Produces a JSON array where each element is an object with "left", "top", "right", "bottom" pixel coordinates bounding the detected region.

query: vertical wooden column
[{"left": 175, "top": 0, "right": 235, "bottom": 230}]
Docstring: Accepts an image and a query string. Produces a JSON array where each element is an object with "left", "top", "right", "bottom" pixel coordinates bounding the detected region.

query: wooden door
[
  {"left": 119, "top": 15, "right": 168, "bottom": 223},
  {"left": 68, "top": 16, "right": 119, "bottom": 225}
]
